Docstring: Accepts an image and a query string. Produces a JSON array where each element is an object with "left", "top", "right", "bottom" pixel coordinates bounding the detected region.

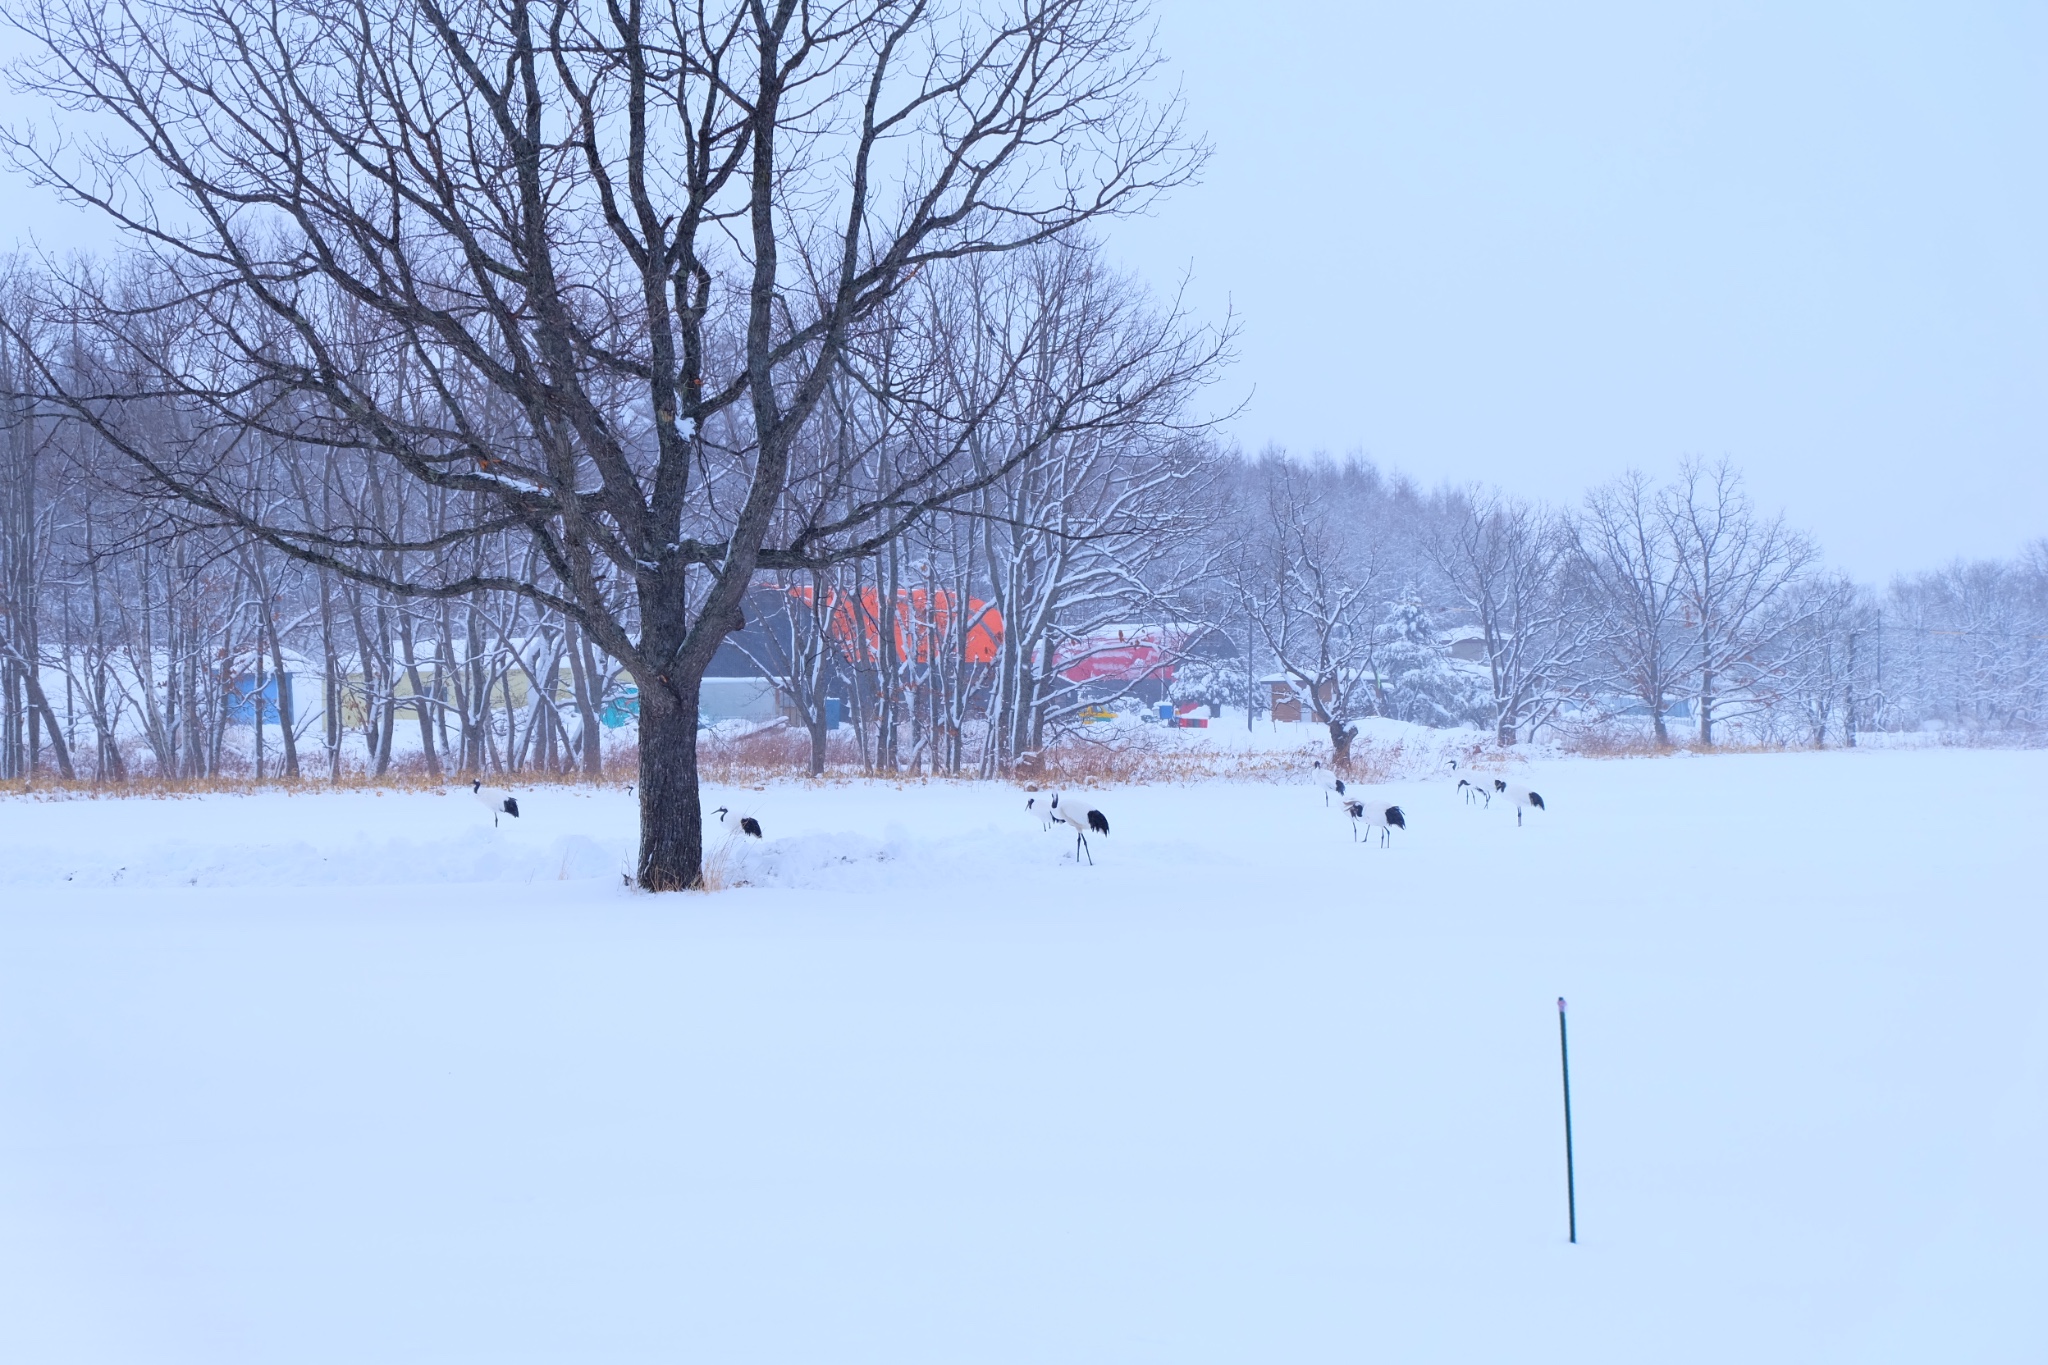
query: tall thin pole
[
  {"left": 1845, "top": 629, "right": 1859, "bottom": 748},
  {"left": 1558, "top": 997, "right": 1577, "bottom": 1244}
]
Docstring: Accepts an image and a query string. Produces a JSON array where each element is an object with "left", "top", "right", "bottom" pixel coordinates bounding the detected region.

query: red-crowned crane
[
  {"left": 1049, "top": 793, "right": 1109, "bottom": 865},
  {"left": 1345, "top": 798, "right": 1407, "bottom": 847},
  {"left": 1492, "top": 779, "right": 1546, "bottom": 826},
  {"left": 715, "top": 806, "right": 764, "bottom": 838},
  {"left": 471, "top": 778, "right": 519, "bottom": 827}
]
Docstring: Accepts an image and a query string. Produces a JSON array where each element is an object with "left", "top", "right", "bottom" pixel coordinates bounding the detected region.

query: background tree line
[{"left": 5, "top": 298, "right": 2043, "bottom": 794}]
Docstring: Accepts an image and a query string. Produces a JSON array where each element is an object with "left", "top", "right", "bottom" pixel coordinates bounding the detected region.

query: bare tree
[
  {"left": 1660, "top": 459, "right": 1817, "bottom": 745},
  {"left": 955, "top": 247, "right": 1223, "bottom": 770},
  {"left": 1423, "top": 491, "right": 1589, "bottom": 746},
  {"left": 1761, "top": 571, "right": 1870, "bottom": 746},
  {"left": 1235, "top": 455, "right": 1395, "bottom": 767},
  {"left": 1578, "top": 470, "right": 1685, "bottom": 744},
  {"left": 1879, "top": 552, "right": 2048, "bottom": 734},
  {"left": 0, "top": 289, "right": 77, "bottom": 779},
  {"left": 5, "top": 0, "right": 1201, "bottom": 885}
]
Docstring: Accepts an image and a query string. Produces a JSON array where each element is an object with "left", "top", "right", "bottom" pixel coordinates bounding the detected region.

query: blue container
[
  {"left": 226, "top": 673, "right": 289, "bottom": 724},
  {"left": 601, "top": 686, "right": 640, "bottom": 729},
  {"left": 826, "top": 697, "right": 843, "bottom": 730}
]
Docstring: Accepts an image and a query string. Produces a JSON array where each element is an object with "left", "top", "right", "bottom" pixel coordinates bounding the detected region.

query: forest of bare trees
[{"left": 0, "top": 0, "right": 2040, "bottom": 891}]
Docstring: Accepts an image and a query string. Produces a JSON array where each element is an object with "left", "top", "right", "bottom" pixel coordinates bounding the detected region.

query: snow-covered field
[{"left": 2, "top": 748, "right": 2044, "bottom": 1363}]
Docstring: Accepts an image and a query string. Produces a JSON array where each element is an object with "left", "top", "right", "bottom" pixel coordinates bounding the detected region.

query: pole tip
[{"left": 1557, "top": 997, "right": 1567, "bottom": 1011}]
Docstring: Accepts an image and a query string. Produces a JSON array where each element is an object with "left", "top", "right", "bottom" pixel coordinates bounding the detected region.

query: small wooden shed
[{"left": 1261, "top": 674, "right": 1333, "bottom": 723}]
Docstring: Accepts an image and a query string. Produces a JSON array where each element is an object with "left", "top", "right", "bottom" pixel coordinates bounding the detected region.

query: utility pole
[{"left": 1845, "top": 629, "right": 1858, "bottom": 749}]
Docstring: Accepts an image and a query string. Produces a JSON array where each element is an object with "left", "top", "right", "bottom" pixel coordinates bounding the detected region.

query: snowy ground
[{"left": 1, "top": 748, "right": 2044, "bottom": 1363}]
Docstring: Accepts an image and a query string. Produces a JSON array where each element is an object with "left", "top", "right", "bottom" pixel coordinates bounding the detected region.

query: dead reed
[
  {"left": 8, "top": 719, "right": 1756, "bottom": 804},
  {"left": 1, "top": 751, "right": 639, "bottom": 802}
]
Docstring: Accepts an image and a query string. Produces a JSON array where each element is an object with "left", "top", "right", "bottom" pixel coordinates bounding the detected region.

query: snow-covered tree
[
  {"left": 1228, "top": 455, "right": 1411, "bottom": 766},
  {"left": 1578, "top": 470, "right": 1687, "bottom": 743},
  {"left": 1423, "top": 491, "right": 1593, "bottom": 745},
  {"left": 1374, "top": 597, "right": 1484, "bottom": 728},
  {"left": 1660, "top": 459, "right": 1819, "bottom": 745}
]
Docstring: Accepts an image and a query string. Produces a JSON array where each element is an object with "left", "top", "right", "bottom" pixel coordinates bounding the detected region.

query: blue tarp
[{"left": 225, "top": 674, "right": 290, "bottom": 724}]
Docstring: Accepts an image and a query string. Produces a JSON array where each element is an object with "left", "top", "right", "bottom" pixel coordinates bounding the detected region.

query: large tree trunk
[
  {"left": 636, "top": 682, "right": 703, "bottom": 891},
  {"left": 1327, "top": 717, "right": 1358, "bottom": 768}
]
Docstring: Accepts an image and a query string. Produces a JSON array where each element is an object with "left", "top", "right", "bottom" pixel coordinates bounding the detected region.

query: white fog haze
[{"left": 1111, "top": 1, "right": 2048, "bottom": 580}]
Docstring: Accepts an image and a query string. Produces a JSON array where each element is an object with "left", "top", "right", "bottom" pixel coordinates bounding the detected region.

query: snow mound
[
  {"left": 0, "top": 829, "right": 632, "bottom": 890},
  {"left": 712, "top": 822, "right": 1055, "bottom": 891}
]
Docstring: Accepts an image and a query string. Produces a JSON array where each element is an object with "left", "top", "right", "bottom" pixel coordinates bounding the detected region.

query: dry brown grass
[
  {"left": 1558, "top": 730, "right": 1682, "bottom": 759},
  {"left": 692, "top": 725, "right": 849, "bottom": 784},
  {"left": 0, "top": 751, "right": 639, "bottom": 802},
  {"left": 1554, "top": 728, "right": 1891, "bottom": 759},
  {"left": 651, "top": 721, "right": 1491, "bottom": 790},
  {"left": 694, "top": 825, "right": 752, "bottom": 891},
  {"left": 3, "top": 717, "right": 1635, "bottom": 805},
  {"left": 1022, "top": 735, "right": 1309, "bottom": 787}
]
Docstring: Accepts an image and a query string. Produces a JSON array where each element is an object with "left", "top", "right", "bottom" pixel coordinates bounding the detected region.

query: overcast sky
[
  {"left": 3, "top": 1, "right": 2042, "bottom": 581},
  {"left": 1113, "top": 0, "right": 2047, "bottom": 580}
]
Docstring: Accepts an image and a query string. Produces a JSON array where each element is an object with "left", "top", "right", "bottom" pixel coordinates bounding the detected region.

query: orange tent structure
[{"left": 785, "top": 585, "right": 1002, "bottom": 665}]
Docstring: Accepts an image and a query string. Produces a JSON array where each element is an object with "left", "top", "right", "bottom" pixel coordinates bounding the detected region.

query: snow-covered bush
[{"left": 1167, "top": 657, "right": 1241, "bottom": 710}]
